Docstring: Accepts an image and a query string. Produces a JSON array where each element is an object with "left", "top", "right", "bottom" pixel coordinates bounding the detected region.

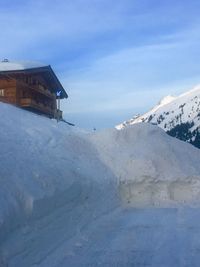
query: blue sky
[{"left": 1, "top": 0, "right": 200, "bottom": 129}]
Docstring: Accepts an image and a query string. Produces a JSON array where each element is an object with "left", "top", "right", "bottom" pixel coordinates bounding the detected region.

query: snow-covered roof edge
[
  {"left": 0, "top": 60, "right": 47, "bottom": 72},
  {"left": 0, "top": 60, "right": 68, "bottom": 99}
]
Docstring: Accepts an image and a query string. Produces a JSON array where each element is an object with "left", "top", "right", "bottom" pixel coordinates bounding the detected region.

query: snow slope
[
  {"left": 116, "top": 85, "right": 200, "bottom": 148},
  {"left": 0, "top": 103, "right": 117, "bottom": 239},
  {"left": 0, "top": 103, "right": 200, "bottom": 266}
]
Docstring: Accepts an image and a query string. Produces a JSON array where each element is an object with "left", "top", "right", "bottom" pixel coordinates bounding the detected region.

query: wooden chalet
[{"left": 0, "top": 59, "right": 68, "bottom": 119}]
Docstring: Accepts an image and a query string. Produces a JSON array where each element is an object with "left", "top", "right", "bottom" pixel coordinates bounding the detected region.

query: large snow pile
[
  {"left": 0, "top": 103, "right": 200, "bottom": 266},
  {"left": 91, "top": 124, "right": 200, "bottom": 207},
  {"left": 116, "top": 85, "right": 200, "bottom": 148}
]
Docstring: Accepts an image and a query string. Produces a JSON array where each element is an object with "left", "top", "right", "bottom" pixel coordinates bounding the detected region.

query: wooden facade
[{"left": 0, "top": 64, "right": 68, "bottom": 119}]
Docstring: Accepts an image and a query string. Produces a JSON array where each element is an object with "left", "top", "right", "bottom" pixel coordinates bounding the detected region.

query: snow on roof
[
  {"left": 0, "top": 59, "right": 47, "bottom": 72},
  {"left": 0, "top": 59, "right": 68, "bottom": 98}
]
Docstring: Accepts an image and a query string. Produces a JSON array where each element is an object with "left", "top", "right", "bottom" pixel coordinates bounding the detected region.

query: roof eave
[
  {"left": 0, "top": 65, "right": 68, "bottom": 99},
  {"left": 47, "top": 65, "right": 68, "bottom": 99}
]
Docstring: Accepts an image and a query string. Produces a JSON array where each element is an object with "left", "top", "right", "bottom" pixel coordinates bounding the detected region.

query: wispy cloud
[
  {"left": 1, "top": 0, "right": 200, "bottom": 127},
  {"left": 63, "top": 33, "right": 200, "bottom": 115}
]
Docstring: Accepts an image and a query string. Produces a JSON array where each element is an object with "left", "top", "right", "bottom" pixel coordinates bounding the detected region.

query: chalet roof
[{"left": 0, "top": 60, "right": 68, "bottom": 99}]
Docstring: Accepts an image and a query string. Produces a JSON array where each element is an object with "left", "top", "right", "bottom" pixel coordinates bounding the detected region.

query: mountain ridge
[{"left": 116, "top": 85, "right": 200, "bottom": 148}]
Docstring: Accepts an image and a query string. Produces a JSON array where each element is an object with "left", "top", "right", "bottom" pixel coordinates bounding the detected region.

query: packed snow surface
[{"left": 1, "top": 103, "right": 200, "bottom": 266}]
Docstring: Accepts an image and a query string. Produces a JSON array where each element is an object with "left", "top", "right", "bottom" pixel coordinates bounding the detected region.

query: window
[{"left": 0, "top": 89, "right": 4, "bottom": 97}]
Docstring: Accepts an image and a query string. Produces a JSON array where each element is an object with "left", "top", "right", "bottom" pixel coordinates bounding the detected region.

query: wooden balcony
[
  {"left": 20, "top": 98, "right": 55, "bottom": 117},
  {"left": 31, "top": 84, "right": 55, "bottom": 99},
  {"left": 17, "top": 80, "right": 55, "bottom": 99}
]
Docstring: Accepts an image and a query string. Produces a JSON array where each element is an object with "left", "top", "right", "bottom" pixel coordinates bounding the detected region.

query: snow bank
[
  {"left": 0, "top": 103, "right": 117, "bottom": 244},
  {"left": 90, "top": 124, "right": 200, "bottom": 206},
  {"left": 0, "top": 103, "right": 200, "bottom": 266}
]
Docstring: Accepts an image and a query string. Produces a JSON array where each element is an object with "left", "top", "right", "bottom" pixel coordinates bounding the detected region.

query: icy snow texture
[{"left": 0, "top": 103, "right": 200, "bottom": 266}]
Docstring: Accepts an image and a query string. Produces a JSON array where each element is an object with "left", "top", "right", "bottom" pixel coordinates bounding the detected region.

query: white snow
[
  {"left": 0, "top": 102, "right": 200, "bottom": 266},
  {"left": 157, "top": 94, "right": 176, "bottom": 107},
  {"left": 0, "top": 60, "right": 47, "bottom": 71},
  {"left": 91, "top": 124, "right": 200, "bottom": 207},
  {"left": 116, "top": 84, "right": 200, "bottom": 132}
]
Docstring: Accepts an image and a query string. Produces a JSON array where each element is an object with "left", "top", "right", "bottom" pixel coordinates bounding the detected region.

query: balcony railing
[
  {"left": 20, "top": 98, "right": 55, "bottom": 116},
  {"left": 31, "top": 84, "right": 55, "bottom": 99},
  {"left": 17, "top": 80, "right": 55, "bottom": 99}
]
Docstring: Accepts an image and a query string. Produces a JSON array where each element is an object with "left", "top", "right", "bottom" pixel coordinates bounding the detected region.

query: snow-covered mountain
[
  {"left": 1, "top": 102, "right": 200, "bottom": 266},
  {"left": 117, "top": 85, "right": 200, "bottom": 148}
]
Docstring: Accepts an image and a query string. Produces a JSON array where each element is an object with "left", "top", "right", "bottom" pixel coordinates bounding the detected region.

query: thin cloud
[{"left": 1, "top": 0, "right": 200, "bottom": 128}]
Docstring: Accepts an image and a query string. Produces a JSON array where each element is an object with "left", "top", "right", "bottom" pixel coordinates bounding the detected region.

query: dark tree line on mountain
[{"left": 167, "top": 122, "right": 200, "bottom": 149}]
